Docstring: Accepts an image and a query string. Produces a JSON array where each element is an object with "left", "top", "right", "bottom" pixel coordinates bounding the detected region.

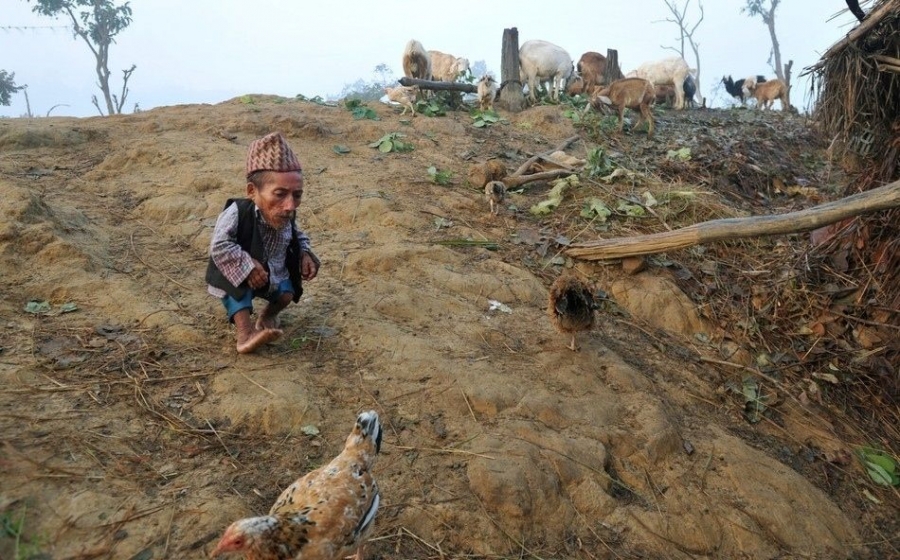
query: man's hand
[
  {"left": 301, "top": 251, "right": 319, "bottom": 281},
  {"left": 247, "top": 258, "right": 269, "bottom": 289}
]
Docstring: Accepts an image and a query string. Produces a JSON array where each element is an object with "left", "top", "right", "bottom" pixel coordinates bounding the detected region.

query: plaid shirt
[{"left": 207, "top": 202, "right": 311, "bottom": 298}]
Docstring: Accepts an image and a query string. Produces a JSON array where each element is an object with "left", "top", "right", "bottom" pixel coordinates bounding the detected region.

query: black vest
[{"left": 205, "top": 198, "right": 302, "bottom": 302}]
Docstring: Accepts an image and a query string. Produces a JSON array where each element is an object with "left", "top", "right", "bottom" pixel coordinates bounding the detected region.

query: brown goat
[
  {"left": 576, "top": 51, "right": 608, "bottom": 91},
  {"left": 591, "top": 78, "right": 655, "bottom": 137},
  {"left": 751, "top": 78, "right": 789, "bottom": 110}
]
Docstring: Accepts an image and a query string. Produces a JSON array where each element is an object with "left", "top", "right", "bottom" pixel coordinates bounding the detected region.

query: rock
[{"left": 621, "top": 256, "right": 647, "bottom": 275}]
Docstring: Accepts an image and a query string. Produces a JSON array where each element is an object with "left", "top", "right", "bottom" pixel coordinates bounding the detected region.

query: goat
[
  {"left": 384, "top": 86, "right": 417, "bottom": 116},
  {"left": 518, "top": 39, "right": 574, "bottom": 103},
  {"left": 740, "top": 74, "right": 767, "bottom": 100},
  {"left": 477, "top": 75, "right": 498, "bottom": 111},
  {"left": 683, "top": 74, "right": 697, "bottom": 108},
  {"left": 722, "top": 74, "right": 766, "bottom": 104},
  {"left": 428, "top": 50, "right": 470, "bottom": 82},
  {"left": 750, "top": 78, "right": 788, "bottom": 110},
  {"left": 626, "top": 57, "right": 690, "bottom": 110},
  {"left": 590, "top": 77, "right": 655, "bottom": 137},
  {"left": 576, "top": 51, "right": 609, "bottom": 92},
  {"left": 402, "top": 40, "right": 431, "bottom": 80}
]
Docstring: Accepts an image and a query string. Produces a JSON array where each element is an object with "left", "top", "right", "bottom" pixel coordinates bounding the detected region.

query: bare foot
[
  {"left": 255, "top": 315, "right": 281, "bottom": 330},
  {"left": 236, "top": 327, "right": 282, "bottom": 354}
]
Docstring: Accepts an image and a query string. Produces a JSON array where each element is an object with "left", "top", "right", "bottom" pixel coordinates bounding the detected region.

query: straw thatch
[
  {"left": 806, "top": 0, "right": 900, "bottom": 180},
  {"left": 803, "top": 0, "right": 900, "bottom": 403}
]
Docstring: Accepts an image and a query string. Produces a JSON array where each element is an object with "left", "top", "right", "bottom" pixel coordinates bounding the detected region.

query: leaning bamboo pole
[{"left": 566, "top": 180, "right": 900, "bottom": 260}]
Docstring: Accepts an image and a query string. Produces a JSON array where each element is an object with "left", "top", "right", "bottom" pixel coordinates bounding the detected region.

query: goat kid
[
  {"left": 591, "top": 77, "right": 656, "bottom": 137},
  {"left": 477, "top": 75, "right": 498, "bottom": 111}
]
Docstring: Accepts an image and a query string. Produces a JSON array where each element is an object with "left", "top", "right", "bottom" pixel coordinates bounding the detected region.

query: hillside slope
[{"left": 0, "top": 96, "right": 893, "bottom": 559}]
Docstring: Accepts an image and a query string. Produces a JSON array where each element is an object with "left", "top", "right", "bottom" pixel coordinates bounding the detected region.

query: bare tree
[
  {"left": 28, "top": 0, "right": 136, "bottom": 116},
  {"left": 742, "top": 0, "right": 792, "bottom": 109},
  {"left": 658, "top": 0, "right": 705, "bottom": 106}
]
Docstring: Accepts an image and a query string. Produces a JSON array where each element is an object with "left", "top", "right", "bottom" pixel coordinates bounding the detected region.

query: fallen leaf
[
  {"left": 301, "top": 425, "right": 320, "bottom": 436},
  {"left": 24, "top": 300, "right": 51, "bottom": 314}
]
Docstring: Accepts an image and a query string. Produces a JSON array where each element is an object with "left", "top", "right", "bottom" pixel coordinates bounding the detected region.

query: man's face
[{"left": 247, "top": 171, "right": 304, "bottom": 229}]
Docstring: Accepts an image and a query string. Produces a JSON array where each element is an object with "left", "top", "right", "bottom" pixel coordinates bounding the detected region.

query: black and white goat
[{"left": 721, "top": 74, "right": 766, "bottom": 105}]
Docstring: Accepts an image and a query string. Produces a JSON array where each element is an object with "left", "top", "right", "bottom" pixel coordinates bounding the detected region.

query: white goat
[
  {"left": 477, "top": 75, "right": 498, "bottom": 111},
  {"left": 428, "top": 50, "right": 470, "bottom": 82},
  {"left": 402, "top": 39, "right": 431, "bottom": 80},
  {"left": 518, "top": 39, "right": 574, "bottom": 103},
  {"left": 626, "top": 56, "right": 690, "bottom": 110}
]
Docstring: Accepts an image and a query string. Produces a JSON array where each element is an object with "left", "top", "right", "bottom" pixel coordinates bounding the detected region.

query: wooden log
[
  {"left": 498, "top": 27, "right": 525, "bottom": 113},
  {"left": 566, "top": 180, "right": 900, "bottom": 261},
  {"left": 397, "top": 77, "right": 477, "bottom": 93}
]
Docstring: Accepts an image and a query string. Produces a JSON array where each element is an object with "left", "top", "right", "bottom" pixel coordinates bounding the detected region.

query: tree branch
[{"left": 567, "top": 180, "right": 900, "bottom": 260}]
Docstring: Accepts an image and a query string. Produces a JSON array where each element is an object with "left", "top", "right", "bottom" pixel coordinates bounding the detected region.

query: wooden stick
[
  {"left": 504, "top": 169, "right": 573, "bottom": 188},
  {"left": 566, "top": 179, "right": 900, "bottom": 260},
  {"left": 511, "top": 135, "right": 580, "bottom": 177}
]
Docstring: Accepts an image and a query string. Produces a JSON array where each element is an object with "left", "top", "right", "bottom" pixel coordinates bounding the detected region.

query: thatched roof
[{"left": 805, "top": 0, "right": 900, "bottom": 180}]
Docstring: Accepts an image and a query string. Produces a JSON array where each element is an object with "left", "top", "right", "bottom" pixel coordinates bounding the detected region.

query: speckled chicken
[
  {"left": 211, "top": 411, "right": 383, "bottom": 560},
  {"left": 547, "top": 274, "right": 598, "bottom": 351},
  {"left": 485, "top": 180, "right": 506, "bottom": 216}
]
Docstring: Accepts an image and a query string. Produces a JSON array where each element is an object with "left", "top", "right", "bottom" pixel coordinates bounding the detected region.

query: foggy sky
[{"left": 1, "top": 0, "right": 860, "bottom": 118}]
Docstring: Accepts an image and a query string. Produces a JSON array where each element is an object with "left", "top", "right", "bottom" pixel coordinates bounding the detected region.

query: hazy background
[{"left": 1, "top": 0, "right": 860, "bottom": 118}]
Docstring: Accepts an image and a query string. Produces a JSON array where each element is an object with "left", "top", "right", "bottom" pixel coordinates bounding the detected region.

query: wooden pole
[
  {"left": 498, "top": 27, "right": 525, "bottom": 112},
  {"left": 566, "top": 180, "right": 900, "bottom": 261},
  {"left": 604, "top": 49, "right": 624, "bottom": 85},
  {"left": 397, "top": 77, "right": 476, "bottom": 93}
]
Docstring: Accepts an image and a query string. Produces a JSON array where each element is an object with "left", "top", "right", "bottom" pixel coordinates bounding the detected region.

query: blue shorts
[{"left": 221, "top": 279, "right": 294, "bottom": 321}]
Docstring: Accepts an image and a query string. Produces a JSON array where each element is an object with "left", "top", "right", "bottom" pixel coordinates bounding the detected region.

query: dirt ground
[{"left": 0, "top": 95, "right": 896, "bottom": 559}]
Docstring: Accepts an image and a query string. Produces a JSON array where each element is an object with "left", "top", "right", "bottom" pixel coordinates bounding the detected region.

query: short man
[{"left": 206, "top": 132, "right": 320, "bottom": 353}]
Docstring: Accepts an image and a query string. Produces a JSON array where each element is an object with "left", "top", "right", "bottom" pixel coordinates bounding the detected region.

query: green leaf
[
  {"left": 866, "top": 462, "right": 895, "bottom": 486},
  {"left": 666, "top": 147, "right": 691, "bottom": 161},
  {"left": 379, "top": 141, "right": 393, "bottom": 153},
  {"left": 581, "top": 198, "right": 611, "bottom": 221},
  {"left": 473, "top": 120, "right": 487, "bottom": 128},
  {"left": 59, "top": 302, "right": 79, "bottom": 313},
  {"left": 301, "top": 424, "right": 320, "bottom": 436},
  {"left": 24, "top": 300, "right": 51, "bottom": 314},
  {"left": 617, "top": 201, "right": 645, "bottom": 217},
  {"left": 333, "top": 145, "right": 351, "bottom": 154},
  {"left": 866, "top": 454, "right": 898, "bottom": 475}
]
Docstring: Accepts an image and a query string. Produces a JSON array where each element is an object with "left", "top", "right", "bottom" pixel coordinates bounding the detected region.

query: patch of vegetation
[
  {"left": 369, "top": 132, "right": 414, "bottom": 153},
  {"left": 295, "top": 93, "right": 332, "bottom": 106},
  {"left": 584, "top": 146, "right": 617, "bottom": 178},
  {"left": 857, "top": 447, "right": 899, "bottom": 487},
  {"left": 415, "top": 98, "right": 447, "bottom": 117},
  {"left": 344, "top": 99, "right": 379, "bottom": 120},
  {"left": 471, "top": 109, "right": 506, "bottom": 128},
  {"left": 427, "top": 166, "right": 452, "bottom": 185},
  {"left": 1, "top": 506, "right": 45, "bottom": 560}
]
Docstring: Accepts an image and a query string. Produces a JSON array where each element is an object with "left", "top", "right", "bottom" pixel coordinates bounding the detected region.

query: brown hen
[
  {"left": 547, "top": 274, "right": 597, "bottom": 351},
  {"left": 211, "top": 411, "right": 383, "bottom": 560}
]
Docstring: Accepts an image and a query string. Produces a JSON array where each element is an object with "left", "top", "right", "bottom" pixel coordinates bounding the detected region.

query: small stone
[{"left": 622, "top": 256, "right": 647, "bottom": 275}]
